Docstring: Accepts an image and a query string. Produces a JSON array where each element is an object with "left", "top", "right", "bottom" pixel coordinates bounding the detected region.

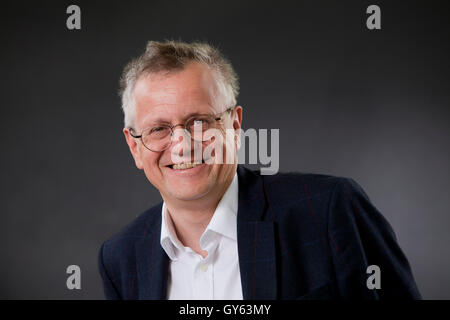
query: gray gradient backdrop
[{"left": 0, "top": 0, "right": 449, "bottom": 299}]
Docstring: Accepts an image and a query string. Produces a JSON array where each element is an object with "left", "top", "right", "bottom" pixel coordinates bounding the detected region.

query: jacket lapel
[
  {"left": 135, "top": 203, "right": 169, "bottom": 300},
  {"left": 236, "top": 166, "right": 277, "bottom": 299}
]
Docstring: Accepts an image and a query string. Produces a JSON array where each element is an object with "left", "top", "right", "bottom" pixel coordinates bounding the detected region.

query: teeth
[{"left": 172, "top": 161, "right": 202, "bottom": 170}]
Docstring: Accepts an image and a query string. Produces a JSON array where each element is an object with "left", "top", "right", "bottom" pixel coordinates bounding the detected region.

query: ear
[
  {"left": 232, "top": 106, "right": 243, "bottom": 149},
  {"left": 123, "top": 128, "right": 144, "bottom": 170}
]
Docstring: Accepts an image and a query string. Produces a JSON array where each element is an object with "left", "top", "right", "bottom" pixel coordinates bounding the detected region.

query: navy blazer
[{"left": 98, "top": 165, "right": 421, "bottom": 299}]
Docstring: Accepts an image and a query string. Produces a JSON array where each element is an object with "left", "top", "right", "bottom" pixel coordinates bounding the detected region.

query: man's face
[{"left": 124, "top": 61, "right": 242, "bottom": 203}]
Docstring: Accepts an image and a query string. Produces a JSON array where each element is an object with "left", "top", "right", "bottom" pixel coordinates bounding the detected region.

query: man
[{"left": 98, "top": 40, "right": 421, "bottom": 299}]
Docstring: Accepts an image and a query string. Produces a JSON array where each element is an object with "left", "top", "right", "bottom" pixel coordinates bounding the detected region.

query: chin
[
  {"left": 169, "top": 188, "right": 211, "bottom": 201},
  {"left": 166, "top": 180, "right": 214, "bottom": 201}
]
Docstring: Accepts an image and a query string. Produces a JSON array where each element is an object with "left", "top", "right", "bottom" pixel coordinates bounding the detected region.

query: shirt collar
[
  {"left": 160, "top": 202, "right": 184, "bottom": 261},
  {"left": 160, "top": 172, "right": 239, "bottom": 261}
]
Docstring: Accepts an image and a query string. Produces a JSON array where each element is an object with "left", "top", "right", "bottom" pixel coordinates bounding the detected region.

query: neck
[{"left": 162, "top": 172, "right": 235, "bottom": 256}]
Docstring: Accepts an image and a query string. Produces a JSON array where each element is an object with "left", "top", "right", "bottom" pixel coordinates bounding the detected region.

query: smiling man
[{"left": 98, "top": 40, "right": 421, "bottom": 300}]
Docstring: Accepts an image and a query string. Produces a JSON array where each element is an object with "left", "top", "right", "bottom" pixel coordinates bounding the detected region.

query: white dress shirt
[{"left": 160, "top": 172, "right": 243, "bottom": 300}]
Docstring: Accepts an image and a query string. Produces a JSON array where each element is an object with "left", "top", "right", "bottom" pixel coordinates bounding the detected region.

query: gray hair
[{"left": 119, "top": 39, "right": 240, "bottom": 129}]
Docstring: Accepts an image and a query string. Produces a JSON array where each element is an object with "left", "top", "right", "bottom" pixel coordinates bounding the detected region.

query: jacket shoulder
[
  {"left": 261, "top": 170, "right": 351, "bottom": 207},
  {"left": 97, "top": 202, "right": 162, "bottom": 299}
]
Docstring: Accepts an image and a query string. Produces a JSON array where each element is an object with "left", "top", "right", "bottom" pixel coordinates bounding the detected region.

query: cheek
[
  {"left": 142, "top": 159, "right": 165, "bottom": 189},
  {"left": 140, "top": 149, "right": 162, "bottom": 174}
]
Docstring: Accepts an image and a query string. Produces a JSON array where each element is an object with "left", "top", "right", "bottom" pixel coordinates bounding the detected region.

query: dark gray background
[{"left": 0, "top": 0, "right": 449, "bottom": 299}]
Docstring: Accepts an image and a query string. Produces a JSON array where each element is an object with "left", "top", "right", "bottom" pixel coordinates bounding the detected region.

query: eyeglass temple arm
[
  {"left": 215, "top": 107, "right": 234, "bottom": 120},
  {"left": 128, "top": 128, "right": 142, "bottom": 138}
]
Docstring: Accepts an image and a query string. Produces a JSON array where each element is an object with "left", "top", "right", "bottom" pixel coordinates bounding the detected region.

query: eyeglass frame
[{"left": 128, "top": 106, "right": 236, "bottom": 152}]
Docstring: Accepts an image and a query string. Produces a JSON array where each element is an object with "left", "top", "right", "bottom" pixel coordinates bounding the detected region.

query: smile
[
  {"left": 171, "top": 161, "right": 203, "bottom": 170},
  {"left": 166, "top": 158, "right": 210, "bottom": 171}
]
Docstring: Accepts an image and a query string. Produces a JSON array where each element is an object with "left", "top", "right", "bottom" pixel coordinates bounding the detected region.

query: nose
[
  {"left": 170, "top": 127, "right": 193, "bottom": 158},
  {"left": 170, "top": 127, "right": 191, "bottom": 143}
]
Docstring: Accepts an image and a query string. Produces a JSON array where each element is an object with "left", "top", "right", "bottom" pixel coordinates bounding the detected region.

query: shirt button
[{"left": 199, "top": 264, "right": 208, "bottom": 272}]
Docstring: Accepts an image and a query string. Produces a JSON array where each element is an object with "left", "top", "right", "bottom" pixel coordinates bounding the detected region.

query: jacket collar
[
  {"left": 236, "top": 165, "right": 277, "bottom": 299},
  {"left": 134, "top": 203, "right": 168, "bottom": 300}
]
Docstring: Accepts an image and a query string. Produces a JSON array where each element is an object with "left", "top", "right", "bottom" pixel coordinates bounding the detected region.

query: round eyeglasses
[{"left": 129, "top": 107, "right": 234, "bottom": 152}]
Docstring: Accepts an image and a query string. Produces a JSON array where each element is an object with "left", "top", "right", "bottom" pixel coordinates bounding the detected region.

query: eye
[
  {"left": 151, "top": 126, "right": 166, "bottom": 133},
  {"left": 190, "top": 117, "right": 211, "bottom": 130},
  {"left": 193, "top": 119, "right": 205, "bottom": 125},
  {"left": 147, "top": 126, "right": 170, "bottom": 140}
]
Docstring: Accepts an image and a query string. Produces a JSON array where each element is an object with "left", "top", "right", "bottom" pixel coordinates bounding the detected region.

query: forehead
[{"left": 133, "top": 62, "right": 222, "bottom": 127}]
